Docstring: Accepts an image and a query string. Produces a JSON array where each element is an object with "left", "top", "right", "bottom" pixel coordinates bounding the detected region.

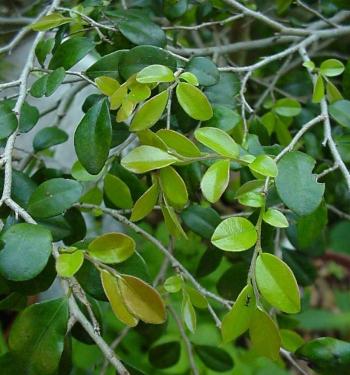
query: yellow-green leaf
[
  {"left": 30, "top": 13, "right": 72, "bottom": 31},
  {"left": 104, "top": 174, "right": 133, "bottom": 209},
  {"left": 249, "top": 155, "right": 278, "bottom": 178},
  {"left": 161, "top": 203, "right": 187, "bottom": 238},
  {"left": 95, "top": 76, "right": 120, "bottom": 96},
  {"left": 88, "top": 232, "right": 135, "bottom": 264},
  {"left": 164, "top": 275, "right": 183, "bottom": 293},
  {"left": 157, "top": 129, "right": 201, "bottom": 157},
  {"left": 312, "top": 74, "right": 325, "bottom": 103},
  {"left": 185, "top": 286, "right": 207, "bottom": 309},
  {"left": 130, "top": 182, "right": 159, "bottom": 222},
  {"left": 56, "top": 250, "right": 84, "bottom": 278},
  {"left": 263, "top": 208, "right": 289, "bottom": 228},
  {"left": 136, "top": 64, "right": 175, "bottom": 83},
  {"left": 160, "top": 166, "right": 188, "bottom": 209},
  {"left": 109, "top": 84, "right": 128, "bottom": 110},
  {"left": 182, "top": 293, "right": 196, "bottom": 333}
]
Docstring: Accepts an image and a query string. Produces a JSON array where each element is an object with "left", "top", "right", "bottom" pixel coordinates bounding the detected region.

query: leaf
[
  {"left": 56, "top": 250, "right": 84, "bottom": 277},
  {"left": 182, "top": 293, "right": 196, "bottom": 333},
  {"left": 35, "top": 38, "right": 55, "bottom": 67},
  {"left": 71, "top": 160, "right": 103, "bottom": 182},
  {"left": 263, "top": 208, "right": 289, "bottom": 228},
  {"left": 249, "top": 308, "right": 281, "bottom": 361},
  {"left": 0, "top": 104, "right": 17, "bottom": 140},
  {"left": 295, "top": 337, "right": 350, "bottom": 375},
  {"left": 119, "top": 45, "right": 177, "bottom": 80},
  {"left": 130, "top": 182, "right": 159, "bottom": 222},
  {"left": 312, "top": 74, "right": 325, "bottom": 103},
  {"left": 186, "top": 57, "right": 219, "bottom": 86},
  {"left": 238, "top": 192, "right": 264, "bottom": 208},
  {"left": 74, "top": 98, "right": 112, "bottom": 175},
  {"left": 164, "top": 275, "right": 182, "bottom": 293},
  {"left": 9, "top": 298, "right": 68, "bottom": 375},
  {"left": 255, "top": 252, "right": 300, "bottom": 313},
  {"left": 88, "top": 233, "right": 135, "bottom": 264},
  {"left": 0, "top": 223, "right": 52, "bottom": 281},
  {"left": 200, "top": 159, "right": 230, "bottom": 203},
  {"left": 280, "top": 329, "right": 304, "bottom": 352},
  {"left": 100, "top": 270, "right": 138, "bottom": 327},
  {"left": 118, "top": 274, "right": 166, "bottom": 324},
  {"left": 28, "top": 178, "right": 82, "bottom": 219},
  {"left": 136, "top": 64, "right": 175, "bottom": 83},
  {"left": 329, "top": 99, "right": 350, "bottom": 128},
  {"left": 86, "top": 50, "right": 127, "bottom": 80},
  {"left": 235, "top": 179, "right": 265, "bottom": 198},
  {"left": 49, "top": 37, "right": 95, "bottom": 70},
  {"left": 30, "top": 13, "right": 72, "bottom": 31},
  {"left": 121, "top": 145, "right": 178, "bottom": 173},
  {"left": 186, "top": 286, "right": 207, "bottom": 309},
  {"left": 320, "top": 59, "right": 345, "bottom": 77},
  {"left": 157, "top": 129, "right": 201, "bottom": 157},
  {"left": 19, "top": 102, "right": 39, "bottom": 133},
  {"left": 326, "top": 80, "right": 343, "bottom": 103},
  {"left": 249, "top": 155, "right": 278, "bottom": 177},
  {"left": 211, "top": 217, "right": 257, "bottom": 252},
  {"left": 273, "top": 98, "right": 301, "bottom": 117},
  {"left": 95, "top": 76, "right": 120, "bottom": 96},
  {"left": 176, "top": 83, "right": 213, "bottom": 121},
  {"left": 33, "top": 127, "right": 68, "bottom": 151},
  {"left": 149, "top": 342, "right": 181, "bottom": 369},
  {"left": 130, "top": 90, "right": 169, "bottom": 131},
  {"left": 275, "top": 151, "right": 325, "bottom": 216},
  {"left": 161, "top": 203, "right": 187, "bottom": 238},
  {"left": 195, "top": 345, "right": 234, "bottom": 372},
  {"left": 204, "top": 105, "right": 241, "bottom": 133},
  {"left": 104, "top": 174, "right": 133, "bottom": 209},
  {"left": 221, "top": 285, "right": 255, "bottom": 343},
  {"left": 160, "top": 166, "right": 188, "bottom": 209},
  {"left": 205, "top": 72, "right": 240, "bottom": 109},
  {"left": 194, "top": 127, "right": 239, "bottom": 158},
  {"left": 179, "top": 72, "right": 199, "bottom": 86}
]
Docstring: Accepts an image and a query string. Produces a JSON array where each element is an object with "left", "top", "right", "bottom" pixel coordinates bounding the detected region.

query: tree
[{"left": 0, "top": 0, "right": 350, "bottom": 374}]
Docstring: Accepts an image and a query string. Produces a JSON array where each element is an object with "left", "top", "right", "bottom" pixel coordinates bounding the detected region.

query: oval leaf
[
  {"left": 56, "top": 250, "right": 84, "bottom": 278},
  {"left": 160, "top": 166, "right": 188, "bottom": 209}
]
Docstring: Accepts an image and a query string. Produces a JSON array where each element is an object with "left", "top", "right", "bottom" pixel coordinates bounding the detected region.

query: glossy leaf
[
  {"left": 86, "top": 50, "right": 127, "bottom": 80},
  {"left": 157, "top": 129, "right": 201, "bottom": 157},
  {"left": 249, "top": 155, "right": 278, "bottom": 177},
  {"left": 312, "top": 74, "right": 325, "bottom": 103},
  {"left": 104, "top": 174, "right": 133, "bottom": 209},
  {"left": 329, "top": 99, "right": 350, "bottom": 128},
  {"left": 179, "top": 72, "right": 199, "bottom": 85},
  {"left": 161, "top": 203, "right": 188, "bottom": 238},
  {"left": 136, "top": 64, "right": 174, "bottom": 83},
  {"left": 33, "top": 127, "right": 68, "bottom": 151},
  {"left": 320, "top": 59, "right": 345, "bottom": 77},
  {"left": 56, "top": 250, "right": 84, "bottom": 278},
  {"left": 30, "top": 13, "right": 72, "bottom": 31},
  {"left": 160, "top": 166, "right": 188, "bottom": 209},
  {"left": 186, "top": 57, "right": 219, "bottom": 86},
  {"left": 0, "top": 103, "right": 18, "bottom": 140},
  {"left": 130, "top": 182, "right": 159, "bottom": 222},
  {"left": 95, "top": 76, "right": 120, "bottom": 96},
  {"left": 263, "top": 208, "right": 289, "bottom": 228},
  {"left": 195, "top": 345, "right": 234, "bottom": 372},
  {"left": 182, "top": 293, "right": 196, "bottom": 333}
]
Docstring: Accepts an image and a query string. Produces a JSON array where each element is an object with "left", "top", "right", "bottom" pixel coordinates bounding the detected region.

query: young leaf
[
  {"left": 88, "top": 233, "right": 135, "bottom": 264},
  {"left": 179, "top": 72, "right": 199, "bottom": 86},
  {"left": 263, "top": 208, "right": 289, "bottom": 228},
  {"left": 312, "top": 74, "right": 325, "bottom": 103},
  {"left": 185, "top": 286, "right": 208, "bottom": 309},
  {"left": 200, "top": 159, "right": 230, "bottom": 203},
  {"left": 130, "top": 182, "right": 159, "bottom": 222},
  {"left": 160, "top": 166, "right": 188, "bottom": 209},
  {"left": 249, "top": 155, "right": 278, "bottom": 177},
  {"left": 273, "top": 98, "right": 301, "bottom": 117},
  {"left": 255, "top": 252, "right": 300, "bottom": 313},
  {"left": 194, "top": 127, "right": 239, "bottom": 158},
  {"left": 161, "top": 203, "right": 187, "bottom": 238},
  {"left": 104, "top": 174, "right": 133, "bottom": 209},
  {"left": 74, "top": 98, "right": 112, "bottom": 175},
  {"left": 136, "top": 64, "right": 175, "bottom": 83},
  {"left": 238, "top": 192, "right": 264, "bottom": 208},
  {"left": 100, "top": 270, "right": 138, "bottom": 327},
  {"left": 182, "top": 293, "right": 196, "bottom": 333},
  {"left": 320, "top": 59, "right": 345, "bottom": 77},
  {"left": 95, "top": 76, "right": 120, "bottom": 96},
  {"left": 211, "top": 217, "right": 257, "bottom": 252},
  {"left": 121, "top": 145, "right": 178, "bottom": 173},
  {"left": 157, "top": 129, "right": 201, "bottom": 157},
  {"left": 221, "top": 284, "right": 256, "bottom": 343},
  {"left": 164, "top": 275, "right": 183, "bottom": 293},
  {"left": 30, "top": 13, "right": 72, "bottom": 31},
  {"left": 118, "top": 274, "right": 166, "bottom": 324},
  {"left": 280, "top": 329, "right": 304, "bottom": 352},
  {"left": 130, "top": 90, "right": 169, "bottom": 131},
  {"left": 326, "top": 80, "right": 343, "bottom": 103},
  {"left": 176, "top": 82, "right": 213, "bottom": 121},
  {"left": 56, "top": 250, "right": 84, "bottom": 278}
]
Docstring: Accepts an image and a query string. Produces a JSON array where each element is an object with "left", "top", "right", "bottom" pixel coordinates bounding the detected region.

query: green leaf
[
  {"left": 273, "top": 98, "right": 301, "bottom": 117},
  {"left": 9, "top": 298, "right": 68, "bottom": 375},
  {"left": 238, "top": 192, "right": 264, "bottom": 208},
  {"left": 164, "top": 275, "right": 183, "bottom": 293},
  {"left": 86, "top": 50, "right": 127, "bottom": 80},
  {"left": 221, "top": 284, "right": 256, "bottom": 343},
  {"left": 249, "top": 308, "right": 281, "bottom": 361},
  {"left": 194, "top": 127, "right": 239, "bottom": 158},
  {"left": 157, "top": 129, "right": 201, "bottom": 157},
  {"left": 161, "top": 203, "right": 188, "bottom": 238},
  {"left": 19, "top": 102, "right": 39, "bottom": 133},
  {"left": 211, "top": 217, "right": 257, "bottom": 252},
  {"left": 186, "top": 57, "right": 219, "bottom": 86},
  {"left": 136, "top": 64, "right": 175, "bottom": 83},
  {"left": 275, "top": 151, "right": 325, "bottom": 216},
  {"left": 121, "top": 145, "right": 178, "bottom": 173},
  {"left": 74, "top": 98, "right": 112, "bottom": 175},
  {"left": 49, "top": 37, "right": 95, "bottom": 70},
  {"left": 176, "top": 83, "right": 213, "bottom": 121},
  {"left": 71, "top": 160, "right": 103, "bottom": 182},
  {"left": 249, "top": 155, "right": 278, "bottom": 177},
  {"left": 95, "top": 76, "right": 120, "bottom": 96},
  {"left": 302, "top": 60, "right": 315, "bottom": 70},
  {"left": 130, "top": 182, "right": 159, "bottom": 222},
  {"left": 235, "top": 179, "right": 265, "bottom": 198},
  {"left": 0, "top": 103, "right": 17, "bottom": 140},
  {"left": 329, "top": 99, "right": 350, "bottom": 128},
  {"left": 263, "top": 208, "right": 289, "bottom": 228},
  {"left": 186, "top": 286, "right": 207, "bottom": 309},
  {"left": 296, "top": 337, "right": 350, "bottom": 375},
  {"left": 256, "top": 252, "right": 300, "bottom": 313},
  {"left": 0, "top": 223, "right": 52, "bottom": 281},
  {"left": 326, "top": 80, "right": 343, "bottom": 103},
  {"left": 28, "top": 178, "right": 82, "bottom": 219},
  {"left": 204, "top": 105, "right": 241, "bottom": 133},
  {"left": 88, "top": 233, "right": 135, "bottom": 264},
  {"left": 149, "top": 342, "right": 181, "bottom": 369},
  {"left": 160, "top": 166, "right": 188, "bottom": 209},
  {"left": 104, "top": 174, "right": 133, "bottom": 209},
  {"left": 280, "top": 329, "right": 304, "bottom": 352},
  {"left": 130, "top": 90, "right": 169, "bottom": 131},
  {"left": 33, "top": 127, "right": 68, "bottom": 151},
  {"left": 195, "top": 345, "right": 234, "bottom": 372},
  {"left": 100, "top": 270, "right": 138, "bottom": 327},
  {"left": 320, "top": 59, "right": 345, "bottom": 77},
  {"left": 56, "top": 250, "right": 84, "bottom": 278},
  {"left": 118, "top": 274, "right": 166, "bottom": 324},
  {"left": 30, "top": 13, "right": 72, "bottom": 31},
  {"left": 182, "top": 293, "right": 196, "bottom": 333},
  {"left": 200, "top": 159, "right": 230, "bottom": 203},
  {"left": 312, "top": 74, "right": 325, "bottom": 103},
  {"left": 179, "top": 72, "right": 199, "bottom": 86},
  {"left": 35, "top": 38, "right": 54, "bottom": 67}
]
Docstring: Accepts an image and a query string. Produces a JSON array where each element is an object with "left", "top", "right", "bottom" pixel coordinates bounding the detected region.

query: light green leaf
[
  {"left": 256, "top": 252, "right": 300, "bottom": 313},
  {"left": 263, "top": 208, "right": 289, "bottom": 228},
  {"left": 273, "top": 98, "right": 301, "bottom": 117},
  {"left": 186, "top": 286, "right": 208, "bottom": 309},
  {"left": 176, "top": 82, "right": 213, "bottom": 121},
  {"left": 88, "top": 232, "right": 135, "bottom": 264},
  {"left": 56, "top": 250, "right": 84, "bottom": 277},
  {"left": 238, "top": 192, "right": 264, "bottom": 208},
  {"left": 211, "top": 217, "right": 257, "bottom": 252},
  {"left": 200, "top": 159, "right": 230, "bottom": 203},
  {"left": 312, "top": 74, "right": 325, "bottom": 103},
  {"left": 95, "top": 76, "right": 120, "bottom": 96},
  {"left": 160, "top": 166, "right": 188, "bottom": 209},
  {"left": 221, "top": 284, "right": 255, "bottom": 343},
  {"left": 71, "top": 160, "right": 103, "bottom": 182},
  {"left": 157, "top": 129, "right": 201, "bottom": 157},
  {"left": 104, "top": 174, "right": 133, "bottom": 209},
  {"left": 249, "top": 154, "right": 278, "bottom": 177},
  {"left": 130, "top": 90, "right": 169, "bottom": 131},
  {"left": 136, "top": 64, "right": 174, "bottom": 83},
  {"left": 130, "top": 182, "right": 159, "bottom": 222},
  {"left": 302, "top": 60, "right": 315, "bottom": 70},
  {"left": 30, "top": 13, "right": 72, "bottom": 31},
  {"left": 164, "top": 275, "right": 183, "bottom": 293},
  {"left": 280, "top": 329, "right": 304, "bottom": 352},
  {"left": 326, "top": 80, "right": 343, "bottom": 104},
  {"left": 194, "top": 127, "right": 239, "bottom": 158},
  {"left": 179, "top": 72, "right": 199, "bottom": 86},
  {"left": 320, "top": 59, "right": 345, "bottom": 77},
  {"left": 121, "top": 145, "right": 178, "bottom": 173},
  {"left": 161, "top": 203, "right": 187, "bottom": 238},
  {"left": 182, "top": 293, "right": 196, "bottom": 333}
]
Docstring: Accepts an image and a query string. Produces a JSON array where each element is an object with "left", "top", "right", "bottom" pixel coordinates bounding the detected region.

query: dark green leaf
[
  {"left": 195, "top": 345, "right": 234, "bottom": 372},
  {"left": 148, "top": 341, "right": 181, "bottom": 369},
  {"left": 186, "top": 57, "right": 219, "bottom": 86},
  {"left": 33, "top": 127, "right": 68, "bottom": 151},
  {"left": 86, "top": 50, "right": 127, "bottom": 80}
]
